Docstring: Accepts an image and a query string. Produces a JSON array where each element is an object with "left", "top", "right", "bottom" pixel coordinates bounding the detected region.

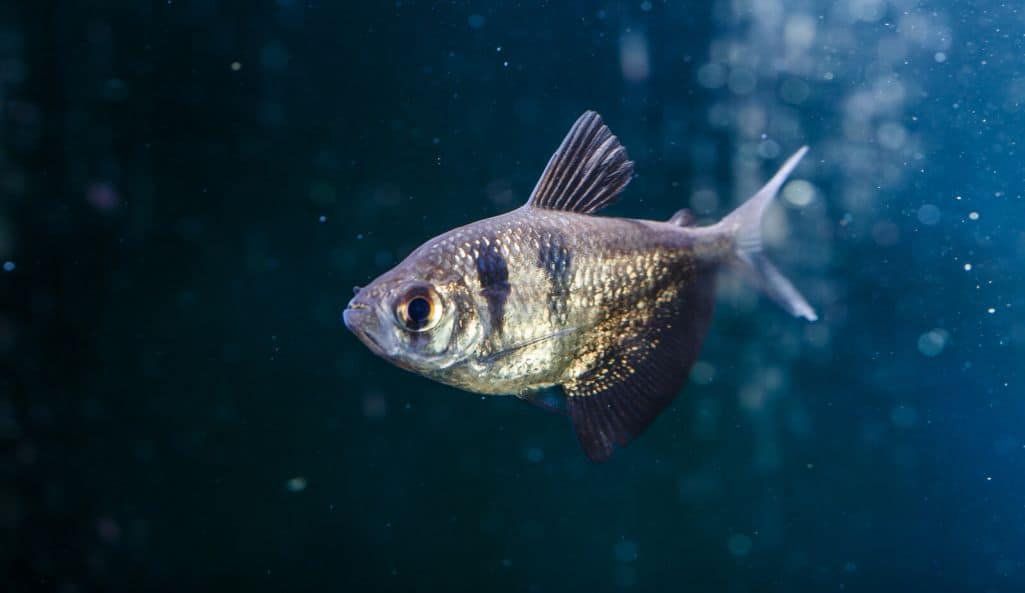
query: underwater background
[{"left": 4, "top": 1, "right": 1025, "bottom": 591}]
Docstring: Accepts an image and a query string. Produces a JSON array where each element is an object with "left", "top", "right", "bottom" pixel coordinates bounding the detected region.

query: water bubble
[
  {"left": 916, "top": 204, "right": 941, "bottom": 225},
  {"left": 963, "top": 263, "right": 971, "bottom": 271},
  {"left": 2, "top": 261, "right": 14, "bottom": 272},
  {"left": 780, "top": 78, "right": 810, "bottom": 104},
  {"left": 871, "top": 220, "right": 900, "bottom": 246},
  {"left": 917, "top": 329, "right": 949, "bottom": 357},
  {"left": 782, "top": 180, "right": 816, "bottom": 207},
  {"left": 968, "top": 211, "right": 979, "bottom": 220},
  {"left": 318, "top": 215, "right": 327, "bottom": 223},
  {"left": 877, "top": 122, "right": 908, "bottom": 150},
  {"left": 784, "top": 14, "right": 816, "bottom": 49},
  {"left": 286, "top": 477, "right": 308, "bottom": 492},
  {"left": 230, "top": 61, "right": 242, "bottom": 71}
]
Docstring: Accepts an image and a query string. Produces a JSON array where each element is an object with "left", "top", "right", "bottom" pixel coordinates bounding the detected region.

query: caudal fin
[{"left": 720, "top": 147, "right": 817, "bottom": 322}]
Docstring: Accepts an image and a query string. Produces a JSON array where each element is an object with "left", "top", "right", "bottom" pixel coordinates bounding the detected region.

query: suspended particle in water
[
  {"left": 363, "top": 392, "right": 387, "bottom": 418},
  {"left": 963, "top": 263, "right": 972, "bottom": 271},
  {"left": 727, "top": 533, "right": 753, "bottom": 557},
  {"left": 231, "top": 61, "right": 242, "bottom": 71},
  {"left": 697, "top": 63, "right": 726, "bottom": 89},
  {"left": 2, "top": 261, "right": 14, "bottom": 272},
  {"left": 917, "top": 329, "right": 949, "bottom": 357},
  {"left": 86, "top": 182, "right": 120, "bottom": 211},
  {"left": 619, "top": 30, "right": 650, "bottom": 82},
  {"left": 890, "top": 404, "right": 918, "bottom": 428},
  {"left": 614, "top": 540, "right": 639, "bottom": 563},
  {"left": 968, "top": 211, "right": 979, "bottom": 220},
  {"left": 916, "top": 204, "right": 941, "bottom": 225},
  {"left": 690, "top": 361, "right": 716, "bottom": 385},
  {"left": 96, "top": 517, "right": 122, "bottom": 544},
  {"left": 286, "top": 477, "right": 307, "bottom": 492},
  {"left": 782, "top": 180, "right": 816, "bottom": 207}
]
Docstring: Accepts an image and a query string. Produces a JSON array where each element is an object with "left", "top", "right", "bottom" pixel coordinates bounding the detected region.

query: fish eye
[
  {"left": 395, "top": 285, "right": 442, "bottom": 332},
  {"left": 406, "top": 297, "right": 430, "bottom": 325}
]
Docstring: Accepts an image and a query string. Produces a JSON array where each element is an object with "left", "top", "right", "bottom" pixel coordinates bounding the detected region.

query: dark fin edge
[
  {"left": 564, "top": 268, "right": 717, "bottom": 462},
  {"left": 526, "top": 111, "right": 634, "bottom": 215}
]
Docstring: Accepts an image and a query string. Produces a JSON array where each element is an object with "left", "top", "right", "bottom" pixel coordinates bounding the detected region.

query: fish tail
[{"left": 718, "top": 146, "right": 817, "bottom": 321}]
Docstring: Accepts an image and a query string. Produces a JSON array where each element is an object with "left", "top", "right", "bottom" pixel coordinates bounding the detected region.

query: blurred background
[{"left": 3, "top": 1, "right": 1024, "bottom": 591}]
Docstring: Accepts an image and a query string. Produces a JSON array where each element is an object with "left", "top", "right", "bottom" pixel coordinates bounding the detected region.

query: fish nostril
[{"left": 352, "top": 285, "right": 363, "bottom": 295}]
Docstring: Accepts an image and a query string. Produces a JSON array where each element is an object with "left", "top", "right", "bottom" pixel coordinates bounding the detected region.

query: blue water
[{"left": 4, "top": 1, "right": 1024, "bottom": 591}]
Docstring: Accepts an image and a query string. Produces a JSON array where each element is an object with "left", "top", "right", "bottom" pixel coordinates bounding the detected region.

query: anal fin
[
  {"left": 517, "top": 389, "right": 567, "bottom": 416},
  {"left": 563, "top": 269, "right": 717, "bottom": 462}
]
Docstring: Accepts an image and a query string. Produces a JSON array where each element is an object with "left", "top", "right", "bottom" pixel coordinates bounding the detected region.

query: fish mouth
[{"left": 342, "top": 304, "right": 389, "bottom": 356}]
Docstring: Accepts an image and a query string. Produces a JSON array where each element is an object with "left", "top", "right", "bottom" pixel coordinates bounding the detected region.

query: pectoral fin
[{"left": 480, "top": 328, "right": 575, "bottom": 364}]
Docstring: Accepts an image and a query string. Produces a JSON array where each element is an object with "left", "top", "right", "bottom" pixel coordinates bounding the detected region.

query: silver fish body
[{"left": 344, "top": 111, "right": 815, "bottom": 461}]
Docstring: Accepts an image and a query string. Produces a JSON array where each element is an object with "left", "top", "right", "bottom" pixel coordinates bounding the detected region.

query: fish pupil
[{"left": 406, "top": 297, "right": 431, "bottom": 329}]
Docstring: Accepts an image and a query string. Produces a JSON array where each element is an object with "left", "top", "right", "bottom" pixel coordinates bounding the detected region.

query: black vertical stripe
[
  {"left": 538, "top": 232, "right": 573, "bottom": 325},
  {"left": 476, "top": 242, "right": 510, "bottom": 333}
]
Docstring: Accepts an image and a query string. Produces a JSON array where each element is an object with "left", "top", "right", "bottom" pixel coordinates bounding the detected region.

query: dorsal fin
[{"left": 526, "top": 111, "right": 634, "bottom": 214}]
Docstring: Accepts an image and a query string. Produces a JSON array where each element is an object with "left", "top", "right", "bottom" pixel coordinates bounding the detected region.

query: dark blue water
[{"left": 5, "top": 1, "right": 1024, "bottom": 591}]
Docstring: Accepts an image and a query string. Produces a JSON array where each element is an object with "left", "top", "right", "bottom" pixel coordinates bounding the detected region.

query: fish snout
[
  {"left": 342, "top": 298, "right": 394, "bottom": 358},
  {"left": 342, "top": 298, "right": 371, "bottom": 332}
]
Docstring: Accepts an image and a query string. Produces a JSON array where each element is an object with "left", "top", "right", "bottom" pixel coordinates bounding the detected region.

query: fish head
[{"left": 343, "top": 266, "right": 483, "bottom": 375}]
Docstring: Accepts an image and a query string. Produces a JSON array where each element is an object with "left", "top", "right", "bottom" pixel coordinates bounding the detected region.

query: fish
[{"left": 343, "top": 110, "right": 816, "bottom": 462}]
